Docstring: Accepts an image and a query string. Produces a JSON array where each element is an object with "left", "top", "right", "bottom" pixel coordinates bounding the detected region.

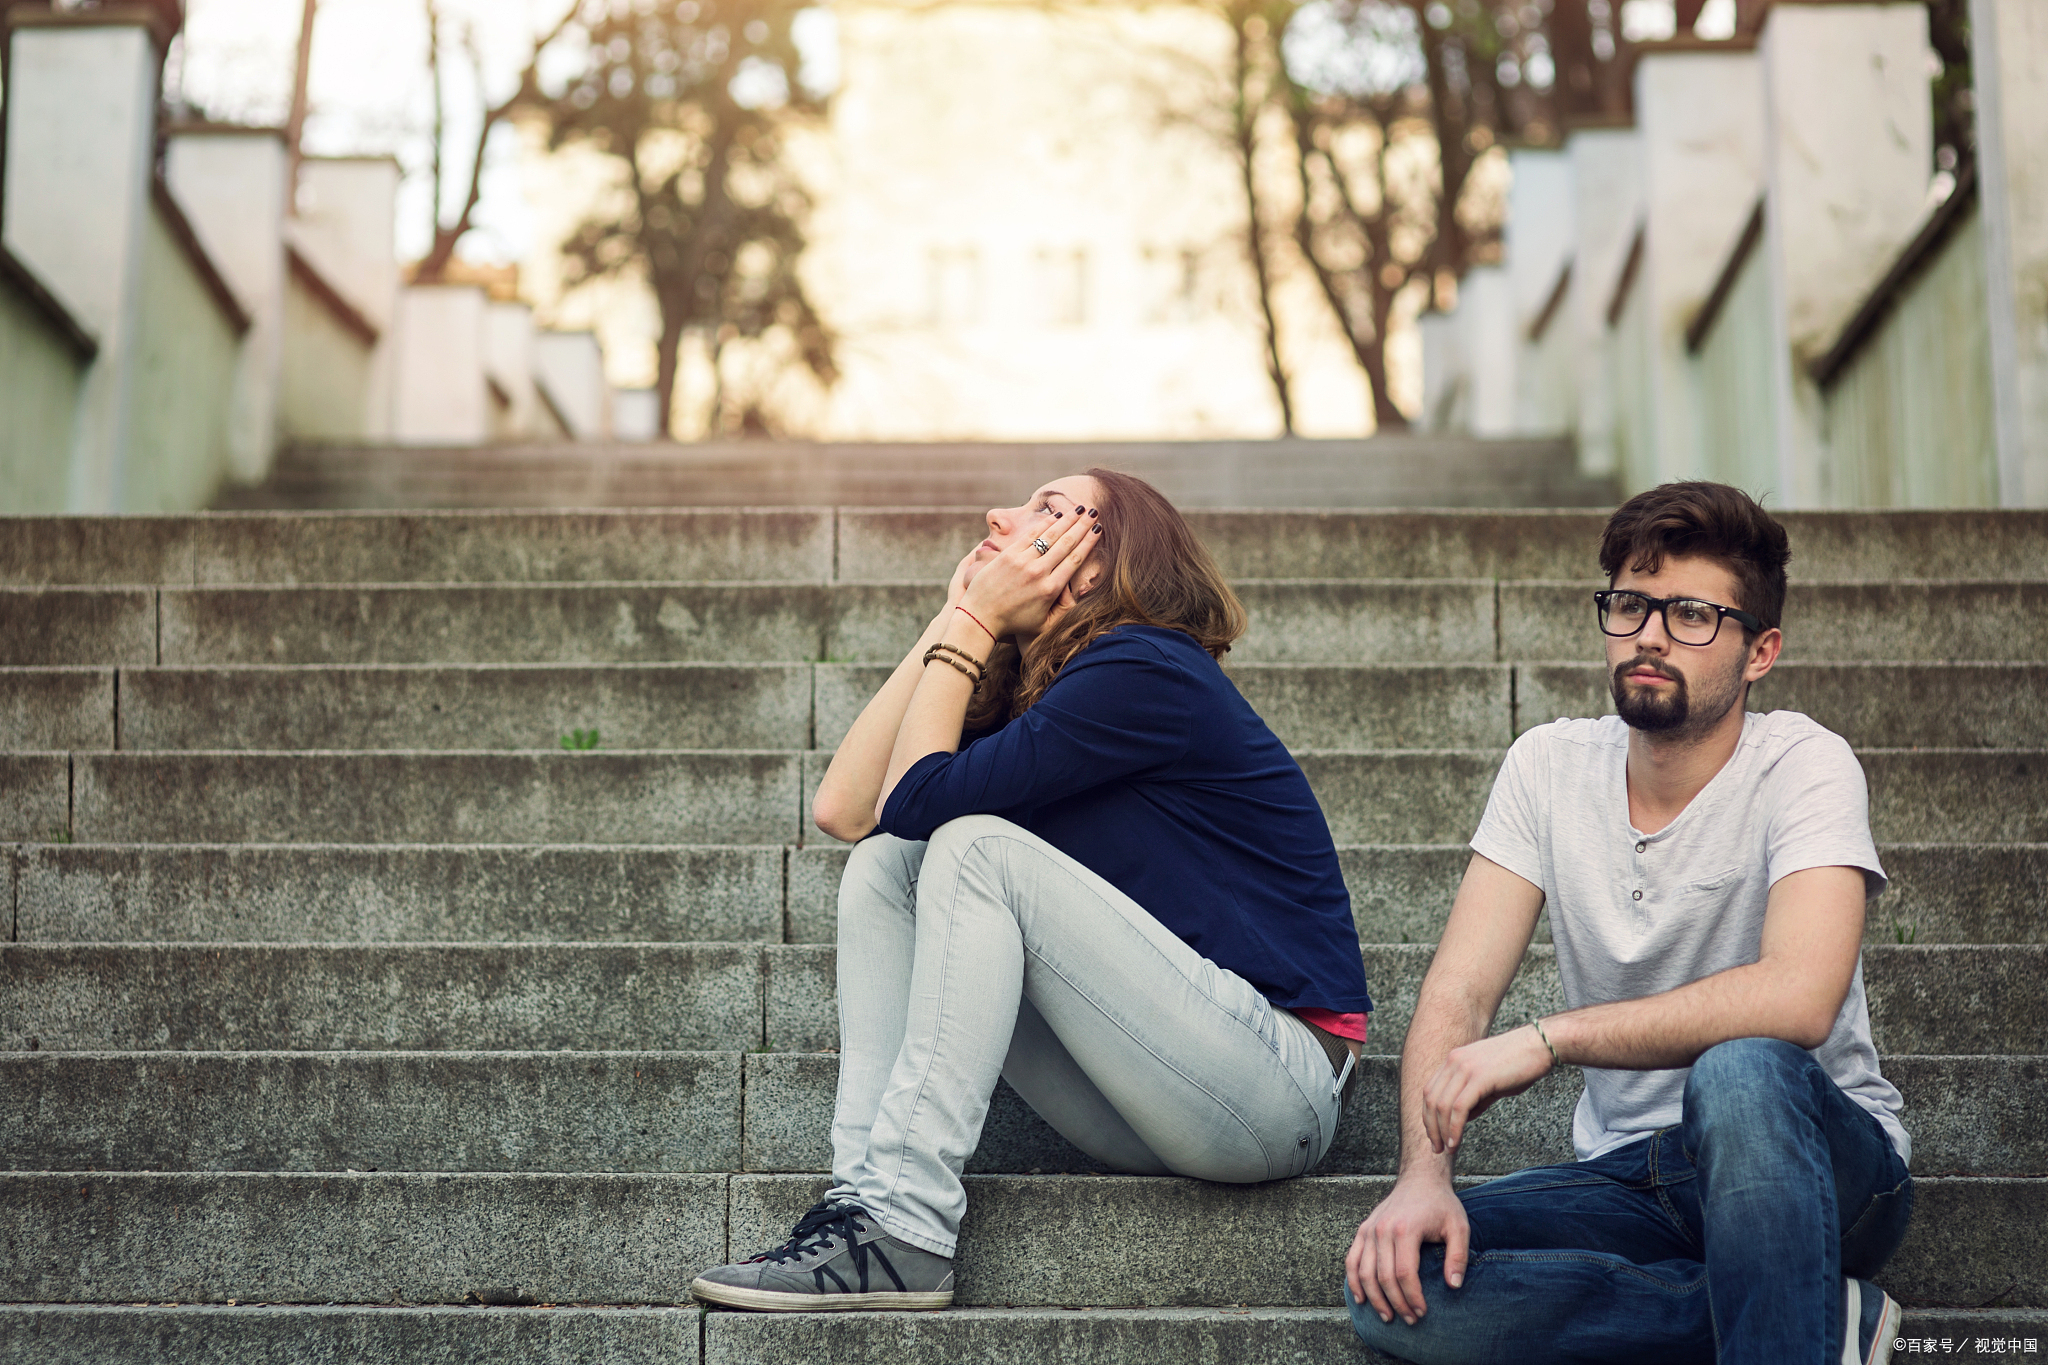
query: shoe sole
[{"left": 689, "top": 1277, "right": 953, "bottom": 1313}]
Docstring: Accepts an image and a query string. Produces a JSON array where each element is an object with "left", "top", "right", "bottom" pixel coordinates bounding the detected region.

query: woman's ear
[{"left": 1073, "top": 561, "right": 1104, "bottom": 599}]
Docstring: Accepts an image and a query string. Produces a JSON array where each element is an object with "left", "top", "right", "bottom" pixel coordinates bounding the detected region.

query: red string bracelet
[{"left": 955, "top": 606, "right": 996, "bottom": 642}]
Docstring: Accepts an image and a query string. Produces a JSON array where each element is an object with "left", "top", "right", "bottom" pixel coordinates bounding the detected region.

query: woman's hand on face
[{"left": 958, "top": 504, "right": 1101, "bottom": 639}]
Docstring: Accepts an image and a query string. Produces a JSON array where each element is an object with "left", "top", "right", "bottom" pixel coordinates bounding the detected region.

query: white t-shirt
[{"left": 1470, "top": 710, "right": 1909, "bottom": 1164}]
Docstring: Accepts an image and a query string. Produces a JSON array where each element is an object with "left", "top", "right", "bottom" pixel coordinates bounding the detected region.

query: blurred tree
[
  {"left": 1230, "top": 0, "right": 1627, "bottom": 430},
  {"left": 534, "top": 0, "right": 833, "bottom": 436},
  {"left": 414, "top": 0, "right": 832, "bottom": 436}
]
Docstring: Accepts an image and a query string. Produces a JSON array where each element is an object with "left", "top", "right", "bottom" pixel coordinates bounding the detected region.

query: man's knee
[
  {"left": 1344, "top": 1274, "right": 1468, "bottom": 1365},
  {"left": 1682, "top": 1037, "right": 1817, "bottom": 1130}
]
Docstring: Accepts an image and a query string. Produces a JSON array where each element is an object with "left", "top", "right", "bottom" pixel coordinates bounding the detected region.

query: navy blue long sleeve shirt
[{"left": 877, "top": 624, "right": 1372, "bottom": 1015}]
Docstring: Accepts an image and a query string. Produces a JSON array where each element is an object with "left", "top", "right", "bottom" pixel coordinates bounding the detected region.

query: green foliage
[
  {"left": 46, "top": 826, "right": 73, "bottom": 845},
  {"left": 1892, "top": 917, "right": 1919, "bottom": 946},
  {"left": 560, "top": 727, "right": 602, "bottom": 751}
]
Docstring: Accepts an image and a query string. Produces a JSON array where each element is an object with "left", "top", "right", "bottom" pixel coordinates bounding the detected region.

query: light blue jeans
[
  {"left": 1347, "top": 1037, "right": 1914, "bottom": 1365},
  {"left": 825, "top": 815, "right": 1350, "bottom": 1256}
]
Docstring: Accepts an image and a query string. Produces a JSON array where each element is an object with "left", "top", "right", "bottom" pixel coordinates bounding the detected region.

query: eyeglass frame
[{"left": 1592, "top": 589, "right": 1766, "bottom": 647}]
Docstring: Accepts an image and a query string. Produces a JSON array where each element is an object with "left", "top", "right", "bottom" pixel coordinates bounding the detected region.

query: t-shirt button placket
[{"left": 1631, "top": 889, "right": 1643, "bottom": 901}]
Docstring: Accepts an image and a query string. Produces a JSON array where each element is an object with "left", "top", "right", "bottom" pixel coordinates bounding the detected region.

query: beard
[{"left": 1610, "top": 652, "right": 1746, "bottom": 741}]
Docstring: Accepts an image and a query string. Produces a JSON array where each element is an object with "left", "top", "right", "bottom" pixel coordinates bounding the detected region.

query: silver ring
[{"left": 1031, "top": 537, "right": 1051, "bottom": 556}]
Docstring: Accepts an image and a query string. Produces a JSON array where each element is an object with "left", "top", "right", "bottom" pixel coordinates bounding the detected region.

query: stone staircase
[
  {"left": 220, "top": 436, "right": 1616, "bottom": 511},
  {"left": 2, "top": 506, "right": 2044, "bottom": 1362}
]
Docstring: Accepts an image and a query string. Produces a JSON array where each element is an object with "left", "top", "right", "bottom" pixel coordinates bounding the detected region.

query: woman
[{"left": 690, "top": 469, "right": 1372, "bottom": 1311}]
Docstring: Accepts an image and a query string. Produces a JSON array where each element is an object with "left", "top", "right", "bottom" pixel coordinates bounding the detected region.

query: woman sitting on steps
[{"left": 689, "top": 468, "right": 1373, "bottom": 1311}]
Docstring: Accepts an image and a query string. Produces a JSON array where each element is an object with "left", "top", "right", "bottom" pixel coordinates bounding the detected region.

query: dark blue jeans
[{"left": 1347, "top": 1038, "right": 1914, "bottom": 1365}]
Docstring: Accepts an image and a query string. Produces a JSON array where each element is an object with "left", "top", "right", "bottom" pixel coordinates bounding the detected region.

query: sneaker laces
[{"left": 757, "top": 1200, "right": 906, "bottom": 1293}]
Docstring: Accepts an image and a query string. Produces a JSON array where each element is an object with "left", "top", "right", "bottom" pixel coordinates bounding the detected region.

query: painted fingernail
[
  {"left": 1089, "top": 507, "right": 1098, "bottom": 517},
  {"left": 1093, "top": 524, "right": 1102, "bottom": 534}
]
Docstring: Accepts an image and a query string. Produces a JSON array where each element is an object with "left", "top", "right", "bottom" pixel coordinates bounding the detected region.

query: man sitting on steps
[{"left": 1344, "top": 481, "right": 1913, "bottom": 1365}]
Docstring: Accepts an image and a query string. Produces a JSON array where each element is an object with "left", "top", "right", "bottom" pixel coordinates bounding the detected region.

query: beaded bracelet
[
  {"left": 929, "top": 641, "right": 987, "bottom": 678},
  {"left": 921, "top": 646, "right": 982, "bottom": 691}
]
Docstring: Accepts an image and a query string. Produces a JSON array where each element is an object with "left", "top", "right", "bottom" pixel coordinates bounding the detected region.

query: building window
[{"left": 1142, "top": 246, "right": 1201, "bottom": 324}]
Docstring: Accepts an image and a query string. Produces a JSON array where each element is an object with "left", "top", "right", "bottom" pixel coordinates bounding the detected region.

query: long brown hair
[{"left": 963, "top": 468, "right": 1247, "bottom": 729}]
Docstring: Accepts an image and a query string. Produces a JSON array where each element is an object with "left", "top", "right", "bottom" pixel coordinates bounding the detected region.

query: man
[{"left": 1345, "top": 482, "right": 1912, "bottom": 1365}]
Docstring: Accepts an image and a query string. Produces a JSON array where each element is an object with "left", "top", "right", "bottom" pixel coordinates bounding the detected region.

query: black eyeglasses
[{"left": 1594, "top": 590, "right": 1764, "bottom": 647}]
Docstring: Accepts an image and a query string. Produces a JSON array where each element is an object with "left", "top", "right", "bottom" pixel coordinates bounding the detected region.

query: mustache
[{"left": 1613, "top": 654, "right": 1680, "bottom": 685}]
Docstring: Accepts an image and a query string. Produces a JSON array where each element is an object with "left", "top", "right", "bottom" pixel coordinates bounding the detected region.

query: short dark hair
[{"left": 1598, "top": 482, "right": 1790, "bottom": 633}]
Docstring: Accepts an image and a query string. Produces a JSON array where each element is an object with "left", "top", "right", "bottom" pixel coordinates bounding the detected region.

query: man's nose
[{"left": 1634, "top": 608, "right": 1674, "bottom": 650}]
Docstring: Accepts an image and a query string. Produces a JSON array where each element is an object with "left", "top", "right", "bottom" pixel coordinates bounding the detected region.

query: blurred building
[
  {"left": 1423, "top": 0, "right": 2048, "bottom": 509},
  {"left": 518, "top": 0, "right": 1386, "bottom": 441},
  {"left": 0, "top": 1, "right": 614, "bottom": 515}
]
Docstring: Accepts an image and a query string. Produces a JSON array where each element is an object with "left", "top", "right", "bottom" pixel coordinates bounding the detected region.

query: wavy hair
[{"left": 963, "top": 468, "right": 1247, "bottom": 730}]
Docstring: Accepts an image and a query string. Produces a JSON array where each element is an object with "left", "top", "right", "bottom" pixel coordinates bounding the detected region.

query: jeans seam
[{"left": 1647, "top": 1128, "right": 1696, "bottom": 1242}]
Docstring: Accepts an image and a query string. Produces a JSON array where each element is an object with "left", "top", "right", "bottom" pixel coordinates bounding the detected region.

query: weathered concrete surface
[
  {"left": 118, "top": 664, "right": 813, "bottom": 751},
  {"left": 729, "top": 1173, "right": 2048, "bottom": 1308},
  {"left": 742, "top": 945, "right": 2048, "bottom": 1059},
  {"left": 14, "top": 843, "right": 785, "bottom": 943},
  {"left": 1, "top": 944, "right": 766, "bottom": 1052},
  {"left": 71, "top": 751, "right": 803, "bottom": 844},
  {"left": 788, "top": 845, "right": 850, "bottom": 943},
  {"left": 0, "top": 668, "right": 111, "bottom": 749},
  {"left": 160, "top": 585, "right": 832, "bottom": 666},
  {"left": 764, "top": 945, "right": 838, "bottom": 1053},
  {"left": 1503, "top": 581, "right": 2048, "bottom": 663},
  {"left": 0, "top": 1051, "right": 743, "bottom": 1172},
  {"left": 707, "top": 1306, "right": 1369, "bottom": 1365},
  {"left": 0, "top": 1304, "right": 701, "bottom": 1365},
  {"left": 0, "top": 589, "right": 153, "bottom": 666},
  {"left": 1518, "top": 662, "right": 2048, "bottom": 749},
  {"left": 1861, "top": 751, "right": 2048, "bottom": 843},
  {"left": 833, "top": 509, "right": 2048, "bottom": 585},
  {"left": 1227, "top": 664, "right": 1512, "bottom": 749},
  {"left": 1879, "top": 845, "right": 2048, "bottom": 945},
  {"left": 1, "top": 754, "right": 69, "bottom": 843},
  {"left": 0, "top": 1172, "right": 726, "bottom": 1305},
  {"left": 1295, "top": 751, "right": 1503, "bottom": 844},
  {"left": 813, "top": 663, "right": 895, "bottom": 751},
  {"left": 1884, "top": 1056, "right": 2048, "bottom": 1176},
  {"left": 822, "top": 584, "right": 946, "bottom": 662},
  {"left": 1232, "top": 582, "right": 1497, "bottom": 664},
  {"left": 0, "top": 510, "right": 835, "bottom": 586}
]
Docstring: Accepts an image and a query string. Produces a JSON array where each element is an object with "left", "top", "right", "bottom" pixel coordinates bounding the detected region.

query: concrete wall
[
  {"left": 534, "top": 332, "right": 610, "bottom": 440},
  {"left": 1824, "top": 205, "right": 1998, "bottom": 507},
  {"left": 1972, "top": 0, "right": 2048, "bottom": 506},
  {"left": 0, "top": 261, "right": 88, "bottom": 513},
  {"left": 391, "top": 286, "right": 490, "bottom": 444},
  {"left": 163, "top": 129, "right": 286, "bottom": 487},
  {"left": 1634, "top": 46, "right": 1764, "bottom": 487},
  {"left": 279, "top": 266, "right": 378, "bottom": 442},
  {"left": 1693, "top": 238, "right": 1778, "bottom": 499},
  {"left": 122, "top": 199, "right": 242, "bottom": 511},
  {"left": 1565, "top": 127, "right": 1642, "bottom": 478},
  {"left": 1609, "top": 257, "right": 1657, "bottom": 498}
]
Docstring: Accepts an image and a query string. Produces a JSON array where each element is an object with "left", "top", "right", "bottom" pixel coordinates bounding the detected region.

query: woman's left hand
[{"left": 958, "top": 506, "right": 1102, "bottom": 638}]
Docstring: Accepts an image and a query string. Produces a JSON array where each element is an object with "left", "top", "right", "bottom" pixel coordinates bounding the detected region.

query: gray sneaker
[{"left": 690, "top": 1199, "right": 955, "bottom": 1312}]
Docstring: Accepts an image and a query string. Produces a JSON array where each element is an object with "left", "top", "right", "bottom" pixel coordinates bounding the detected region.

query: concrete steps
[
  {"left": 8, "top": 943, "right": 2041, "bottom": 1057},
  {"left": 5, "top": 1050, "right": 2039, "bottom": 1179},
  {"left": 13, "top": 578, "right": 2048, "bottom": 666},
  {"left": 224, "top": 437, "right": 1613, "bottom": 512},
  {"left": 0, "top": 1172, "right": 2039, "bottom": 1309},
  {"left": 10, "top": 841, "right": 2040, "bottom": 946},
  {"left": 3, "top": 505, "right": 2042, "bottom": 1359},
  {"left": 12, "top": 659, "right": 2042, "bottom": 753},
  {"left": 7, "top": 1304, "right": 2044, "bottom": 1365}
]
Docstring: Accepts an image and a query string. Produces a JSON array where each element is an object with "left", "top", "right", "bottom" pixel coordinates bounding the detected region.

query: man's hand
[
  {"left": 1346, "top": 1176, "right": 1471, "bottom": 1326},
  {"left": 1422, "top": 1024, "right": 1554, "bottom": 1155}
]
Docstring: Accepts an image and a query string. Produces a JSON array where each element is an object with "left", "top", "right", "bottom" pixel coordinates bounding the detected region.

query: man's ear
[{"left": 1744, "top": 627, "right": 1783, "bottom": 683}]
